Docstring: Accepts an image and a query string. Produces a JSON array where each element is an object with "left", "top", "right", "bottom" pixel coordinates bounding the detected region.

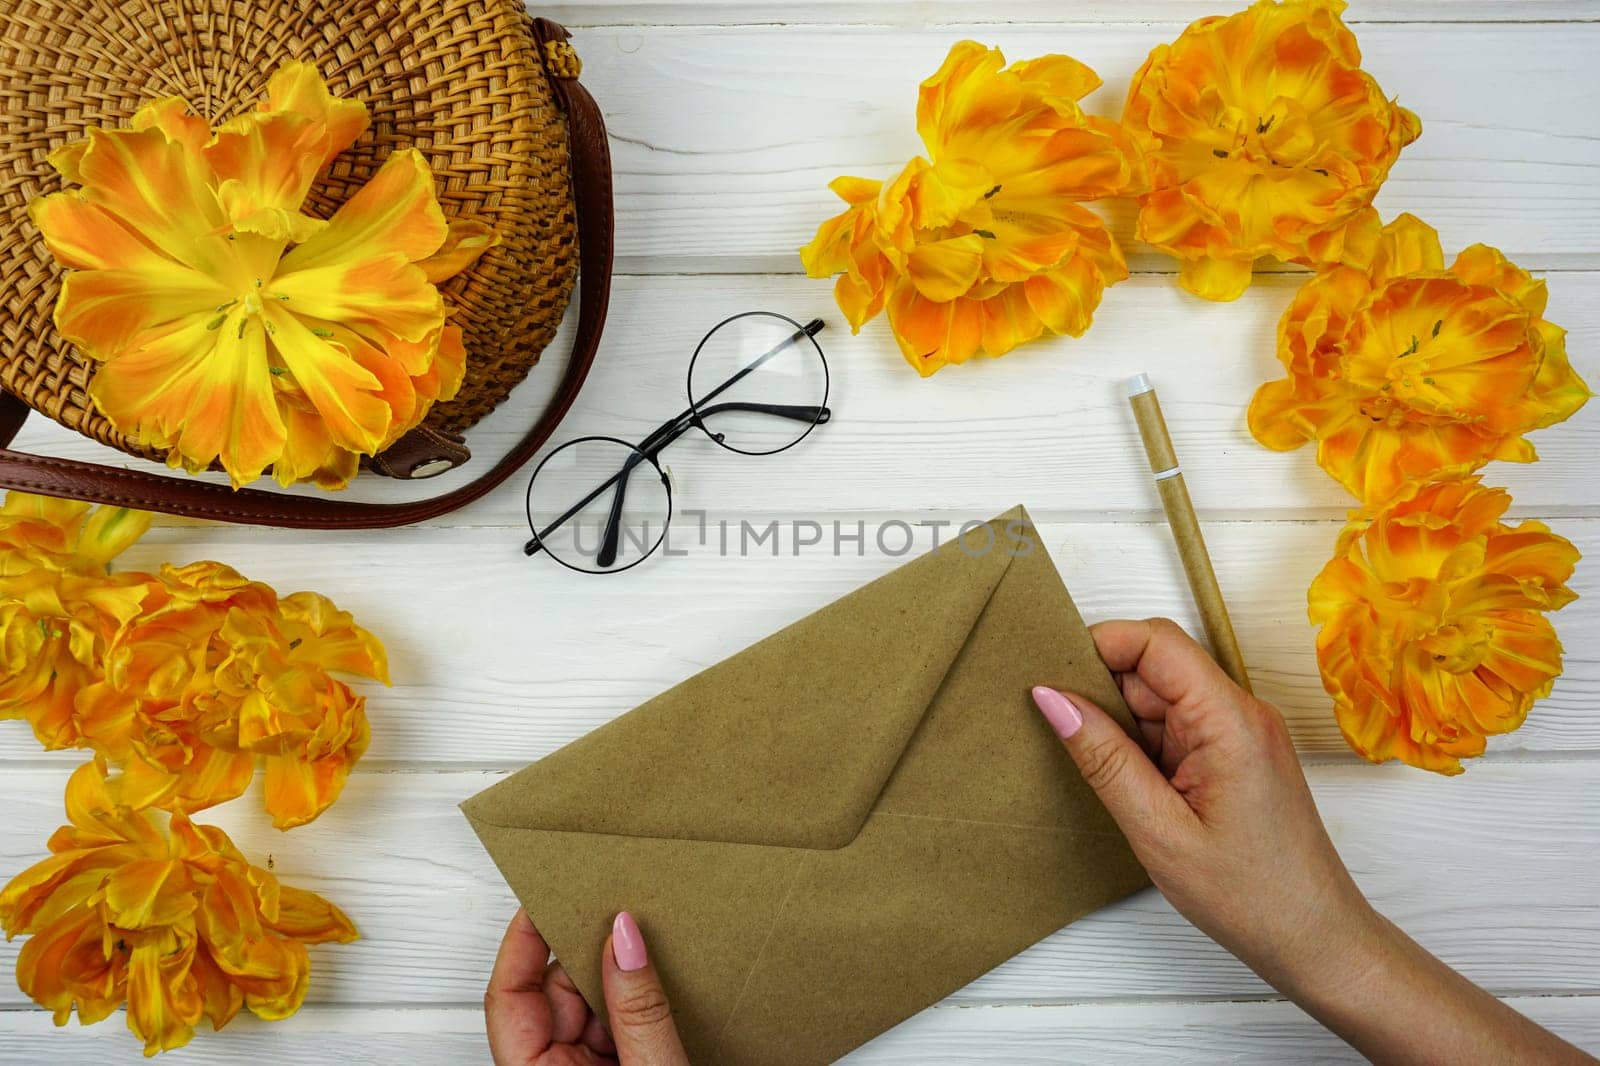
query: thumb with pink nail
[
  {"left": 1031, "top": 683, "right": 1182, "bottom": 835},
  {"left": 601, "top": 911, "right": 691, "bottom": 1065}
]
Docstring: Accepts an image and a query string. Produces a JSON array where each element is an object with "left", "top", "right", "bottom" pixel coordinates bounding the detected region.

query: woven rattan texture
[{"left": 0, "top": 0, "right": 578, "bottom": 463}]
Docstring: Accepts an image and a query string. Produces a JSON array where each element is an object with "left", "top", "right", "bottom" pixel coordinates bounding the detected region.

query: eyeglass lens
[
  {"left": 687, "top": 312, "right": 829, "bottom": 456},
  {"left": 525, "top": 436, "right": 671, "bottom": 574}
]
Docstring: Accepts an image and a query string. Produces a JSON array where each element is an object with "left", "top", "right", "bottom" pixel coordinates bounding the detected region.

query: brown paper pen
[{"left": 1125, "top": 373, "right": 1252, "bottom": 692}]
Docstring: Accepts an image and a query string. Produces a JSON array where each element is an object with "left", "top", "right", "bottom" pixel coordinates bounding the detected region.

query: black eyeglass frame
[{"left": 524, "top": 311, "right": 831, "bottom": 572}]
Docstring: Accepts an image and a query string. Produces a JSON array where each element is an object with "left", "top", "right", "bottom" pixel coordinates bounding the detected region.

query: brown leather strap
[{"left": 0, "top": 17, "right": 612, "bottom": 530}]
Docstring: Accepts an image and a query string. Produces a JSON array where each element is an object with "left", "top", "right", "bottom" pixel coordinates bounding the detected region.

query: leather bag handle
[{"left": 0, "top": 17, "right": 611, "bottom": 530}]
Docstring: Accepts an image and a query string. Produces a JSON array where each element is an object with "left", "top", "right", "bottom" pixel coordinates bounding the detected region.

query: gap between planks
[{"left": 533, "top": 1, "right": 1600, "bottom": 29}]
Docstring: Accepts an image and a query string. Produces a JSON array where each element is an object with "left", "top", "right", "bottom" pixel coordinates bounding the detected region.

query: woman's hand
[
  {"left": 485, "top": 908, "right": 690, "bottom": 1066},
  {"left": 1031, "top": 616, "right": 1367, "bottom": 983},
  {"left": 1032, "top": 617, "right": 1594, "bottom": 1065}
]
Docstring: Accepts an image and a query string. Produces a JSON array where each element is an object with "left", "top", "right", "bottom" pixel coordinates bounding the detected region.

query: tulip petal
[
  {"left": 131, "top": 97, "right": 212, "bottom": 156},
  {"left": 125, "top": 934, "right": 204, "bottom": 1055},
  {"left": 828, "top": 175, "right": 882, "bottom": 205},
  {"left": 104, "top": 859, "right": 198, "bottom": 929},
  {"left": 1023, "top": 257, "right": 1103, "bottom": 337},
  {"left": 263, "top": 305, "right": 391, "bottom": 454},
  {"left": 416, "top": 218, "right": 500, "bottom": 283},
  {"left": 54, "top": 266, "right": 228, "bottom": 360},
  {"left": 29, "top": 193, "right": 194, "bottom": 276},
  {"left": 1372, "top": 212, "right": 1445, "bottom": 281},
  {"left": 259, "top": 61, "right": 371, "bottom": 168},
  {"left": 14, "top": 907, "right": 110, "bottom": 1024},
  {"left": 73, "top": 127, "right": 230, "bottom": 275},
  {"left": 262, "top": 750, "right": 358, "bottom": 830},
  {"left": 75, "top": 507, "right": 154, "bottom": 567},
  {"left": 89, "top": 316, "right": 287, "bottom": 486},
  {"left": 271, "top": 253, "right": 444, "bottom": 345},
  {"left": 906, "top": 234, "right": 985, "bottom": 301},
  {"left": 279, "top": 591, "right": 390, "bottom": 683},
  {"left": 1179, "top": 255, "right": 1254, "bottom": 302},
  {"left": 269, "top": 885, "right": 359, "bottom": 944},
  {"left": 277, "top": 149, "right": 447, "bottom": 272}
]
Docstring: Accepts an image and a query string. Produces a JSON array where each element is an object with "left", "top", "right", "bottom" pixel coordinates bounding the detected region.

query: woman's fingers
[
  {"left": 581, "top": 1010, "right": 618, "bottom": 1057},
  {"left": 486, "top": 909, "right": 555, "bottom": 1063},
  {"left": 600, "top": 912, "right": 690, "bottom": 1066},
  {"left": 490, "top": 908, "right": 551, "bottom": 990},
  {"left": 1032, "top": 686, "right": 1194, "bottom": 856},
  {"left": 1092, "top": 618, "right": 1241, "bottom": 710},
  {"left": 545, "top": 962, "right": 596, "bottom": 1045}
]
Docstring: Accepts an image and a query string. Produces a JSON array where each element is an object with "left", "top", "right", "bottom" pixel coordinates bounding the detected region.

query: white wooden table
[{"left": 3, "top": 1, "right": 1599, "bottom": 1062}]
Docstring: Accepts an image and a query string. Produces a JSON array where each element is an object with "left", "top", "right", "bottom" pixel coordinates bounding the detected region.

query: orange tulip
[
  {"left": 0, "top": 490, "right": 387, "bottom": 827},
  {"left": 88, "top": 561, "right": 387, "bottom": 829},
  {"left": 1249, "top": 214, "right": 1591, "bottom": 502},
  {"left": 0, "top": 760, "right": 357, "bottom": 1055},
  {"left": 801, "top": 41, "right": 1146, "bottom": 375},
  {"left": 1309, "top": 476, "right": 1579, "bottom": 774},
  {"left": 0, "top": 497, "right": 151, "bottom": 749},
  {"left": 1122, "top": 0, "right": 1420, "bottom": 301},
  {"left": 30, "top": 62, "right": 493, "bottom": 488}
]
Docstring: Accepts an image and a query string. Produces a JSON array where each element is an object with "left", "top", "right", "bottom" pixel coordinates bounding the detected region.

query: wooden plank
[
  {"left": 1, "top": 516, "right": 1596, "bottom": 767},
  {"left": 552, "top": 23, "right": 1600, "bottom": 272},
  {"left": 3, "top": 762, "right": 1597, "bottom": 1009},
  {"left": 10, "top": 272, "right": 1599, "bottom": 524},
  {"left": 540, "top": 1, "right": 1600, "bottom": 27},
  {"left": 2, "top": 997, "right": 1598, "bottom": 1064}
]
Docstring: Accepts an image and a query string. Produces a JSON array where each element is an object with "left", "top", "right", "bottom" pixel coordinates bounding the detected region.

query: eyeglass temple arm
[
  {"left": 596, "top": 471, "right": 630, "bottom": 569},
  {"left": 693, "top": 400, "right": 830, "bottom": 427},
  {"left": 595, "top": 407, "right": 711, "bottom": 565}
]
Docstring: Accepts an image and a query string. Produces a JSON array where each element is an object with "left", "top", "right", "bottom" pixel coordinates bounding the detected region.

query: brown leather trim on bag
[
  {"left": 366, "top": 424, "right": 471, "bottom": 480},
  {"left": 0, "top": 17, "right": 612, "bottom": 530}
]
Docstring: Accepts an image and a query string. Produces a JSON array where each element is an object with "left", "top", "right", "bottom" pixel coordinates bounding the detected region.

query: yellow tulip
[
  {"left": 0, "top": 760, "right": 357, "bottom": 1056},
  {"left": 30, "top": 62, "right": 493, "bottom": 488},
  {"left": 801, "top": 41, "right": 1146, "bottom": 375},
  {"left": 1122, "top": 0, "right": 1420, "bottom": 300},
  {"left": 93, "top": 561, "right": 386, "bottom": 829},
  {"left": 1309, "top": 477, "right": 1580, "bottom": 774},
  {"left": 1249, "top": 214, "right": 1591, "bottom": 503},
  {"left": 0, "top": 491, "right": 387, "bottom": 827},
  {"left": 0, "top": 497, "right": 151, "bottom": 749}
]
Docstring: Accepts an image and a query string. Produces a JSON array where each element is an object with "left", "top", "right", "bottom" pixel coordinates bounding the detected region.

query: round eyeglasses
[{"left": 524, "top": 311, "right": 831, "bottom": 573}]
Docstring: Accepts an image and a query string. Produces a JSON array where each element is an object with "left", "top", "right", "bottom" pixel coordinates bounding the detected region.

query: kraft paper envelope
[{"left": 462, "top": 507, "right": 1151, "bottom": 1064}]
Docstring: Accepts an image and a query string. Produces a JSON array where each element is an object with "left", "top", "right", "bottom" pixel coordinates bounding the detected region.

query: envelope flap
[{"left": 461, "top": 516, "right": 1025, "bottom": 850}]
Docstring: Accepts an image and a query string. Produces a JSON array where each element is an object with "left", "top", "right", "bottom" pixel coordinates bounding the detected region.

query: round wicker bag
[{"left": 0, "top": 0, "right": 613, "bottom": 528}]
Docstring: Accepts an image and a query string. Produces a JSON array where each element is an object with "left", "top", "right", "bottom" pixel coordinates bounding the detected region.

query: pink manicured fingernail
[
  {"left": 1032, "top": 686, "right": 1083, "bottom": 739},
  {"left": 612, "top": 911, "right": 648, "bottom": 972}
]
